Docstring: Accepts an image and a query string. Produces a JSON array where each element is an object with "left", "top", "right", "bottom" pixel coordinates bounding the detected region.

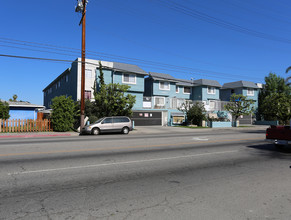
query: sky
[{"left": 1, "top": 0, "right": 291, "bottom": 105}]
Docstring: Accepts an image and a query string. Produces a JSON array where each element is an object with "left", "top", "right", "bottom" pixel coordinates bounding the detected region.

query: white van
[{"left": 81, "top": 116, "right": 133, "bottom": 135}]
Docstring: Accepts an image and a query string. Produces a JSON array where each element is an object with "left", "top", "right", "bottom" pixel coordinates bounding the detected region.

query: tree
[
  {"left": 224, "top": 94, "right": 255, "bottom": 121},
  {"left": 51, "top": 96, "right": 77, "bottom": 132},
  {"left": 0, "top": 101, "right": 10, "bottom": 119},
  {"left": 94, "top": 83, "right": 136, "bottom": 118},
  {"left": 286, "top": 66, "right": 291, "bottom": 86},
  {"left": 9, "top": 94, "right": 18, "bottom": 102},
  {"left": 90, "top": 61, "right": 136, "bottom": 118},
  {"left": 258, "top": 73, "right": 291, "bottom": 124},
  {"left": 260, "top": 93, "right": 291, "bottom": 124},
  {"left": 186, "top": 102, "right": 207, "bottom": 126}
]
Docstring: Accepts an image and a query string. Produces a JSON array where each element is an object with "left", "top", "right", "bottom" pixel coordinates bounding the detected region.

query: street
[{"left": 0, "top": 127, "right": 291, "bottom": 220}]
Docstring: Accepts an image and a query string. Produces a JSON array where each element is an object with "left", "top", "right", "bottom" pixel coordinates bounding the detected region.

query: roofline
[
  {"left": 43, "top": 68, "right": 70, "bottom": 91},
  {"left": 111, "top": 67, "right": 148, "bottom": 75},
  {"left": 9, "top": 104, "right": 45, "bottom": 108}
]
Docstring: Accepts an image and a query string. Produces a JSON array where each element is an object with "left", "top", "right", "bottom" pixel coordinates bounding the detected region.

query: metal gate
[{"left": 132, "top": 111, "right": 162, "bottom": 126}]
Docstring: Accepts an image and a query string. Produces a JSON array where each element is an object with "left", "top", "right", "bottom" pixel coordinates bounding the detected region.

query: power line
[
  {"left": 0, "top": 39, "right": 263, "bottom": 81},
  {"left": 0, "top": 36, "right": 266, "bottom": 80},
  {"left": 0, "top": 36, "right": 266, "bottom": 73},
  {"left": 155, "top": 0, "right": 291, "bottom": 44},
  {"left": 0, "top": 53, "right": 263, "bottom": 82}
]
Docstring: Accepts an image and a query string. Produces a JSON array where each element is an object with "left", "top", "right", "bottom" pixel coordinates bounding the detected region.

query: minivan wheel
[
  {"left": 91, "top": 128, "right": 100, "bottom": 135},
  {"left": 122, "top": 127, "right": 129, "bottom": 134}
]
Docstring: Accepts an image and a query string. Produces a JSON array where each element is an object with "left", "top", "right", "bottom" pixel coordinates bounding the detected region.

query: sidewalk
[
  {"left": 0, "top": 125, "right": 269, "bottom": 138},
  {"left": 0, "top": 131, "right": 80, "bottom": 138}
]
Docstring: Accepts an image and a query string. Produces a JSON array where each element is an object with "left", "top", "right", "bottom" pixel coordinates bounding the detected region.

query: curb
[{"left": 0, "top": 133, "right": 75, "bottom": 139}]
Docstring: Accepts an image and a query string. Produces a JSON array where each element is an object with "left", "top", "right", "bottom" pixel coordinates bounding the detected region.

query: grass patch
[{"left": 178, "top": 126, "right": 209, "bottom": 129}]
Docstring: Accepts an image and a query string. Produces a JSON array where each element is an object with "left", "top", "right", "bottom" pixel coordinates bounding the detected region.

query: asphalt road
[{"left": 0, "top": 128, "right": 290, "bottom": 220}]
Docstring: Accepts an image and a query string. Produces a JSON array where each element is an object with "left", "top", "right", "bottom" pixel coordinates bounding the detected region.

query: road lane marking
[
  {"left": 8, "top": 150, "right": 238, "bottom": 175},
  {"left": 0, "top": 137, "right": 262, "bottom": 158},
  {"left": 192, "top": 137, "right": 209, "bottom": 141}
]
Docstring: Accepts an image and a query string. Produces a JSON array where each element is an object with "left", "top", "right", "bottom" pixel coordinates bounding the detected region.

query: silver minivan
[{"left": 81, "top": 116, "right": 133, "bottom": 135}]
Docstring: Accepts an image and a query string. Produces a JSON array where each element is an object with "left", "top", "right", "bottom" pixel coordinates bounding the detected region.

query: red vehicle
[{"left": 266, "top": 125, "right": 291, "bottom": 147}]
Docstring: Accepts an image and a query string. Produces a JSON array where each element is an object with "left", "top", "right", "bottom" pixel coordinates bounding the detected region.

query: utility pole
[{"left": 75, "top": 0, "right": 88, "bottom": 130}]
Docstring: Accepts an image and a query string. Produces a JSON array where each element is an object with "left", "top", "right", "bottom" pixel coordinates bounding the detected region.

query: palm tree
[
  {"left": 286, "top": 66, "right": 291, "bottom": 85},
  {"left": 12, "top": 94, "right": 18, "bottom": 102}
]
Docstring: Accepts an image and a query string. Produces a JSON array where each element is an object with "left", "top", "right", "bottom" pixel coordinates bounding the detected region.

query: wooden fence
[{"left": 0, "top": 119, "right": 52, "bottom": 133}]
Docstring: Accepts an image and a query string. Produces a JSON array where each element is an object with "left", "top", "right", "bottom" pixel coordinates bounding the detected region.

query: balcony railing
[{"left": 144, "top": 97, "right": 230, "bottom": 111}]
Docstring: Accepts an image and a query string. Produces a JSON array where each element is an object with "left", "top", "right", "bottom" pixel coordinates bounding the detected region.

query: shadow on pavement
[
  {"left": 241, "top": 130, "right": 266, "bottom": 134},
  {"left": 246, "top": 143, "right": 291, "bottom": 160}
]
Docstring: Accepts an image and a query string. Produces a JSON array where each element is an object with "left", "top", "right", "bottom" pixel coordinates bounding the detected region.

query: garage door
[
  {"left": 132, "top": 111, "right": 162, "bottom": 126},
  {"left": 238, "top": 114, "right": 252, "bottom": 125}
]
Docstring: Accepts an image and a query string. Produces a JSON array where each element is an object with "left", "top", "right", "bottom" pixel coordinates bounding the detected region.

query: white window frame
[
  {"left": 154, "top": 96, "right": 165, "bottom": 106},
  {"left": 122, "top": 73, "right": 136, "bottom": 84},
  {"left": 247, "top": 88, "right": 254, "bottom": 96},
  {"left": 159, "top": 81, "right": 170, "bottom": 90},
  {"left": 183, "top": 86, "right": 191, "bottom": 94},
  {"left": 207, "top": 86, "right": 216, "bottom": 94},
  {"left": 176, "top": 86, "right": 179, "bottom": 93}
]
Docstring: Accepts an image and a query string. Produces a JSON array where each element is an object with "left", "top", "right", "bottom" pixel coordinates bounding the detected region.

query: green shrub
[
  {"left": 51, "top": 96, "right": 76, "bottom": 132},
  {"left": 0, "top": 101, "right": 10, "bottom": 119}
]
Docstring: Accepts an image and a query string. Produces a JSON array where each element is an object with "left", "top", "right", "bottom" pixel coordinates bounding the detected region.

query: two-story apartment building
[
  {"left": 140, "top": 72, "right": 187, "bottom": 126},
  {"left": 220, "top": 80, "right": 260, "bottom": 124},
  {"left": 43, "top": 58, "right": 148, "bottom": 109},
  {"left": 43, "top": 59, "right": 260, "bottom": 126},
  {"left": 192, "top": 79, "right": 222, "bottom": 112},
  {"left": 220, "top": 80, "right": 259, "bottom": 107}
]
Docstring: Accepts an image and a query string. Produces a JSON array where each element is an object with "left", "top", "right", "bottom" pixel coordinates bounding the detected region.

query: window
[
  {"left": 58, "top": 81, "right": 61, "bottom": 87},
  {"left": 176, "top": 86, "right": 179, "bottom": 93},
  {"left": 172, "top": 116, "right": 185, "bottom": 125},
  {"left": 65, "top": 75, "right": 69, "bottom": 82},
  {"left": 183, "top": 87, "right": 191, "bottom": 94},
  {"left": 207, "top": 86, "right": 216, "bottom": 94},
  {"left": 159, "top": 81, "right": 170, "bottom": 90},
  {"left": 231, "top": 89, "right": 235, "bottom": 94},
  {"left": 172, "top": 98, "right": 185, "bottom": 109},
  {"left": 85, "top": 90, "right": 91, "bottom": 100},
  {"left": 102, "top": 117, "right": 113, "bottom": 124},
  {"left": 113, "top": 117, "right": 130, "bottom": 123},
  {"left": 209, "top": 100, "right": 216, "bottom": 109},
  {"left": 122, "top": 73, "right": 136, "bottom": 84},
  {"left": 247, "top": 88, "right": 254, "bottom": 96},
  {"left": 155, "top": 97, "right": 165, "bottom": 106},
  {"left": 85, "top": 69, "right": 92, "bottom": 79}
]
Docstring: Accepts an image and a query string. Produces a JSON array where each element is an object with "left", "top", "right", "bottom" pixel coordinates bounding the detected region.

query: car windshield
[{"left": 94, "top": 118, "right": 104, "bottom": 124}]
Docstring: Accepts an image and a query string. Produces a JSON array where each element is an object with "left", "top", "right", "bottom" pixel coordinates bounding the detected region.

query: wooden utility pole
[{"left": 76, "top": 0, "right": 87, "bottom": 130}]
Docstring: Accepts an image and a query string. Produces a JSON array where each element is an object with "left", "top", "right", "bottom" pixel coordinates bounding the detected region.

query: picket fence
[{"left": 0, "top": 119, "right": 52, "bottom": 133}]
